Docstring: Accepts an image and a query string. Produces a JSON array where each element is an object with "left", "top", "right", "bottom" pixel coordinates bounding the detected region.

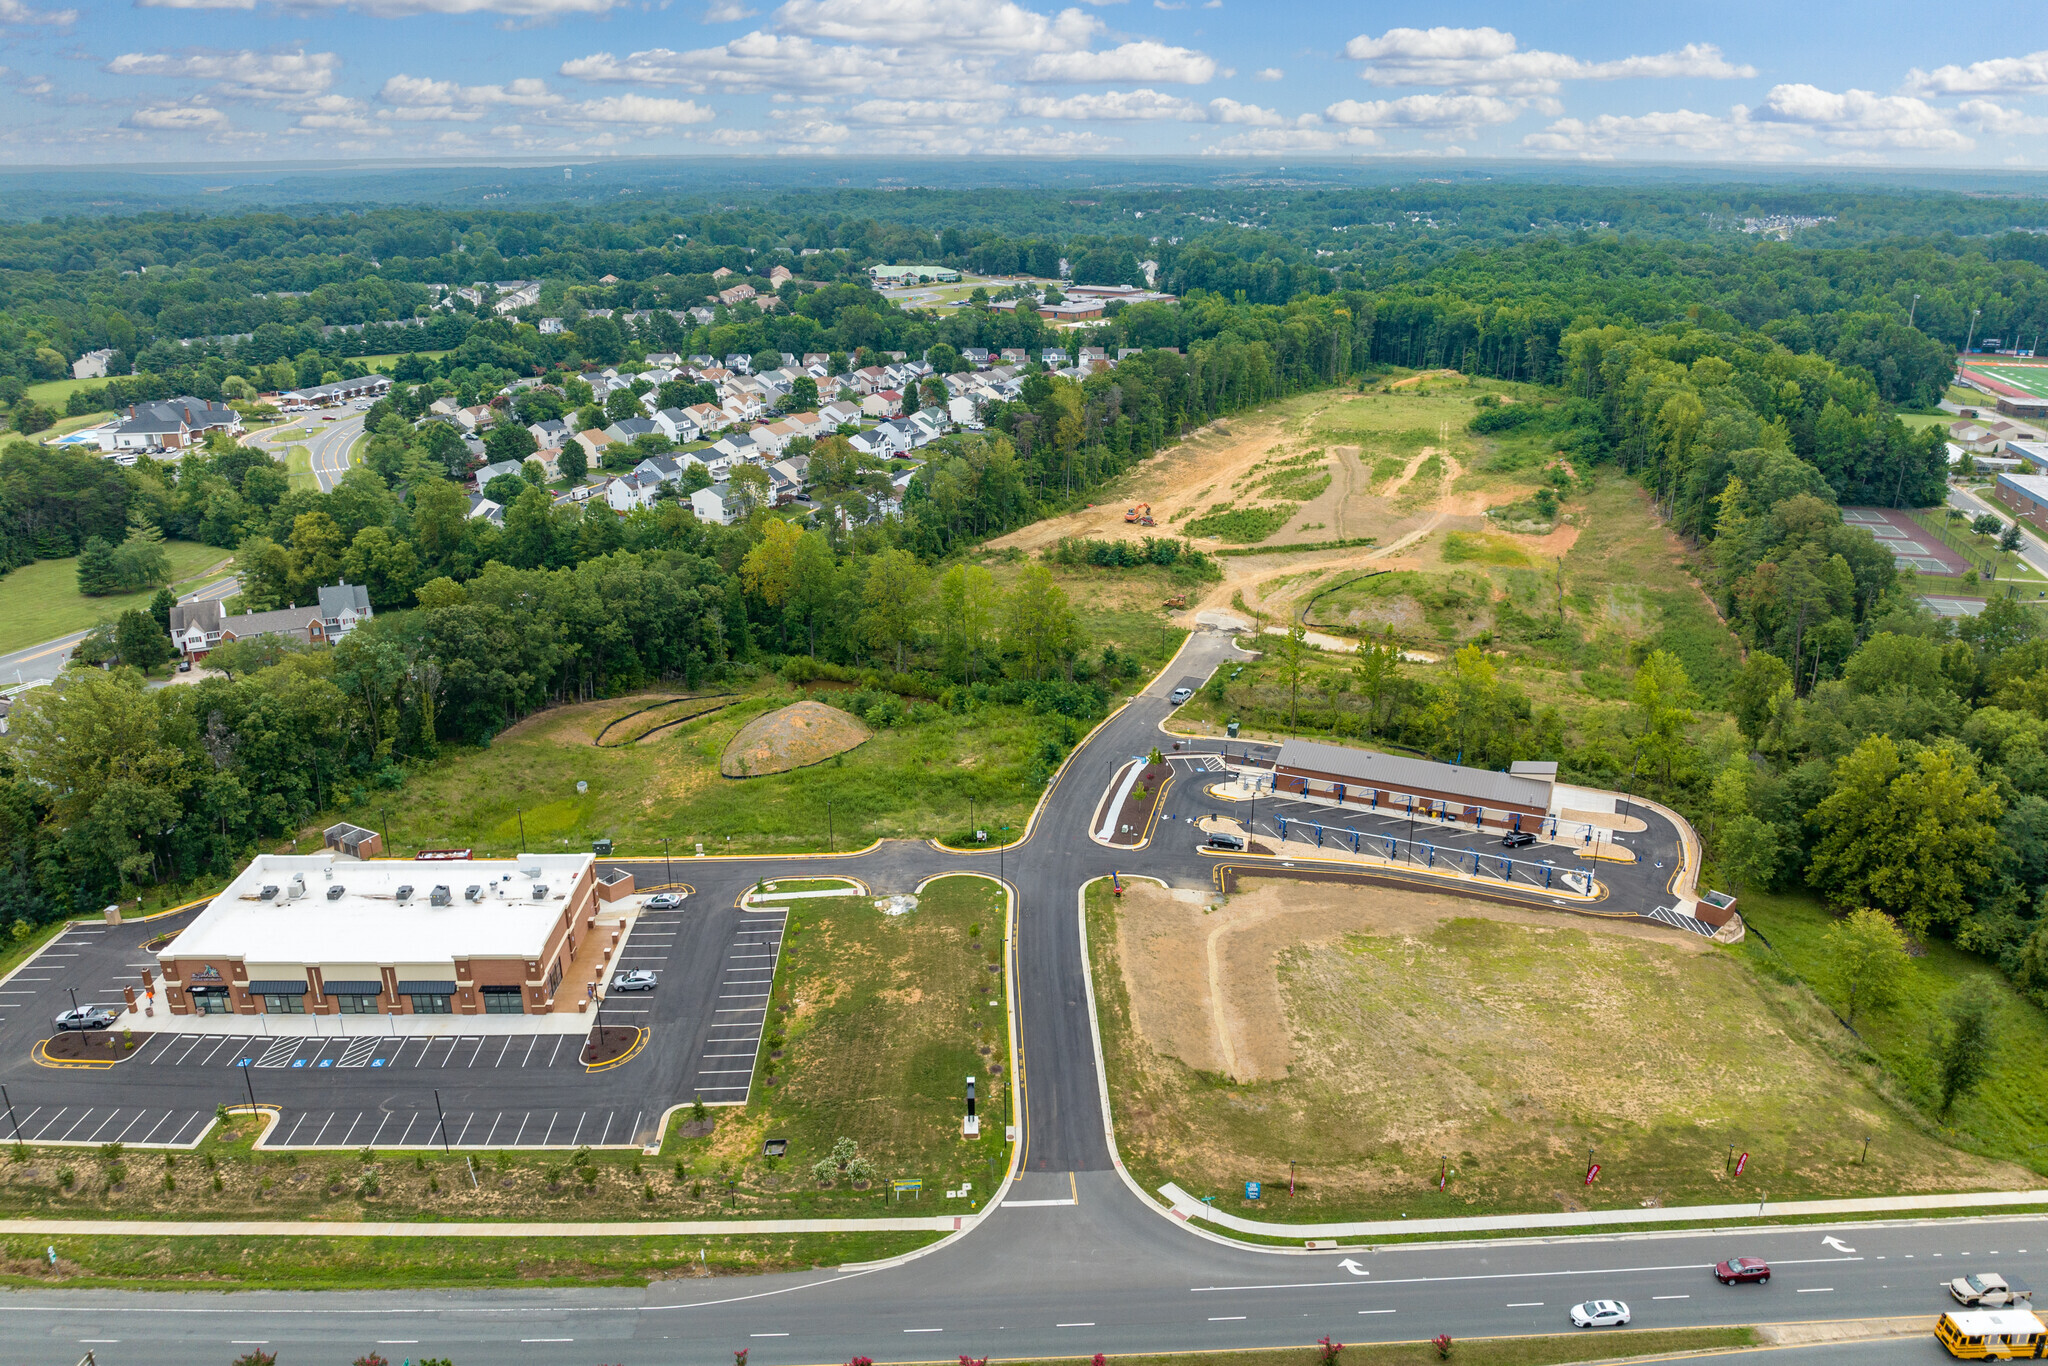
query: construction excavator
[{"left": 1124, "top": 502, "right": 1155, "bottom": 526}]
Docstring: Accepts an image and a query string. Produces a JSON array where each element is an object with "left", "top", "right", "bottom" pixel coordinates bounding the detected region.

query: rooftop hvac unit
[
  {"left": 465, "top": 885, "right": 482, "bottom": 902},
  {"left": 520, "top": 865, "right": 541, "bottom": 879},
  {"left": 326, "top": 884, "right": 345, "bottom": 901},
  {"left": 286, "top": 874, "right": 307, "bottom": 900},
  {"left": 395, "top": 885, "right": 414, "bottom": 902},
  {"left": 531, "top": 884, "right": 548, "bottom": 900},
  {"left": 430, "top": 885, "right": 452, "bottom": 907},
  {"left": 259, "top": 884, "right": 279, "bottom": 901}
]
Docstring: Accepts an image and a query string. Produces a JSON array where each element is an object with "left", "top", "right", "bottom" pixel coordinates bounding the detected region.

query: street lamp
[
  {"left": 662, "top": 836, "right": 673, "bottom": 889},
  {"left": 1908, "top": 293, "right": 1920, "bottom": 329},
  {"left": 1965, "top": 306, "right": 1982, "bottom": 359},
  {"left": 240, "top": 1059, "right": 257, "bottom": 1113}
]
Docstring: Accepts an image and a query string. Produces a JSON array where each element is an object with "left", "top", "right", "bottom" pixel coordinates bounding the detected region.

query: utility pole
[
  {"left": 1908, "top": 292, "right": 1920, "bottom": 329},
  {"left": 1964, "top": 307, "right": 1982, "bottom": 360}
]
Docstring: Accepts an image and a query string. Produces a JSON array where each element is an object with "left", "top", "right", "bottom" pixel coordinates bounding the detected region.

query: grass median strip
[
  {"left": 985, "top": 1329, "right": 1757, "bottom": 1366},
  {"left": 0, "top": 1230, "right": 938, "bottom": 1290}
]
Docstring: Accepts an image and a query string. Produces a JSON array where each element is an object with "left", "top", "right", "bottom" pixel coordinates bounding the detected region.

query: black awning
[
  {"left": 396, "top": 980, "right": 457, "bottom": 995},
  {"left": 322, "top": 980, "right": 383, "bottom": 995},
  {"left": 247, "top": 980, "right": 307, "bottom": 995}
]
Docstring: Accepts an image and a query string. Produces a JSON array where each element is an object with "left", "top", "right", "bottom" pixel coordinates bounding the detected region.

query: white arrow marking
[
  {"left": 1821, "top": 1236, "right": 1857, "bottom": 1253},
  {"left": 1337, "top": 1259, "right": 1370, "bottom": 1277}
]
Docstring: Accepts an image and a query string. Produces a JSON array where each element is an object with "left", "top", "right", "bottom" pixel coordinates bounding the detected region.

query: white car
[
  {"left": 1570, "top": 1300, "right": 1631, "bottom": 1328},
  {"left": 1170, "top": 687, "right": 1194, "bottom": 704},
  {"left": 644, "top": 892, "right": 684, "bottom": 910},
  {"left": 609, "top": 969, "right": 657, "bottom": 992}
]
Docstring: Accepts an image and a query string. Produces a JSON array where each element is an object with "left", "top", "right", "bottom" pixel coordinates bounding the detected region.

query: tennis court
[
  {"left": 1962, "top": 361, "right": 2048, "bottom": 401},
  {"left": 1841, "top": 506, "right": 1968, "bottom": 576}
]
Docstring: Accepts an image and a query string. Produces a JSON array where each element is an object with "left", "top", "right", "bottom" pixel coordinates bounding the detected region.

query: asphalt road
[
  {"left": 247, "top": 407, "right": 367, "bottom": 493},
  {"left": 0, "top": 572, "right": 241, "bottom": 690},
  {"left": 1950, "top": 482, "right": 2048, "bottom": 582},
  {"left": 0, "top": 628, "right": 1939, "bottom": 1364}
]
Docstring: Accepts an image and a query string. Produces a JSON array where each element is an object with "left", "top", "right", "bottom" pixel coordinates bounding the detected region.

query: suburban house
[
  {"left": 681, "top": 402, "right": 727, "bottom": 435},
  {"left": 604, "top": 416, "right": 660, "bottom": 445},
  {"left": 711, "top": 431, "right": 762, "bottom": 462},
  {"left": 717, "top": 284, "right": 758, "bottom": 307},
  {"left": 527, "top": 418, "right": 573, "bottom": 449},
  {"left": 819, "top": 399, "right": 862, "bottom": 428},
  {"left": 472, "top": 458, "right": 529, "bottom": 489},
  {"left": 467, "top": 494, "right": 505, "bottom": 526},
  {"left": 863, "top": 390, "right": 904, "bottom": 418},
  {"left": 101, "top": 397, "right": 242, "bottom": 453},
  {"left": 538, "top": 317, "right": 567, "bottom": 334},
  {"left": 653, "top": 407, "right": 702, "bottom": 444},
  {"left": 691, "top": 483, "right": 734, "bottom": 525},
  {"left": 168, "top": 582, "right": 374, "bottom": 660},
  {"left": 571, "top": 428, "right": 613, "bottom": 466},
  {"left": 72, "top": 348, "right": 115, "bottom": 380}
]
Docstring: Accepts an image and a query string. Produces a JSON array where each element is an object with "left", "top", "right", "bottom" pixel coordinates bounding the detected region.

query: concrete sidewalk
[
  {"left": 1158, "top": 1183, "right": 2048, "bottom": 1239},
  {"left": 0, "top": 1214, "right": 965, "bottom": 1237}
]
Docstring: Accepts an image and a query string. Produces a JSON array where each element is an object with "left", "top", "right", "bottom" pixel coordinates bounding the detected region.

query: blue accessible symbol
[
  {"left": 370, "top": 1058, "right": 386, "bottom": 1067},
  {"left": 1244, "top": 1180, "right": 1261, "bottom": 1200},
  {"left": 291, "top": 1059, "right": 307, "bottom": 1068},
  {"left": 235, "top": 1057, "right": 252, "bottom": 1067},
  {"left": 317, "top": 1059, "right": 333, "bottom": 1068}
]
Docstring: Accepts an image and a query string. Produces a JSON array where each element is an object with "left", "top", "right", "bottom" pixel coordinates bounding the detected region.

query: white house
[
  {"left": 691, "top": 483, "right": 734, "bottom": 525},
  {"left": 653, "top": 407, "right": 702, "bottom": 444},
  {"left": 72, "top": 348, "right": 115, "bottom": 380}
]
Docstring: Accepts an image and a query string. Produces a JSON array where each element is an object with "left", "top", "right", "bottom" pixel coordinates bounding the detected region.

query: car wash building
[
  {"left": 1271, "top": 738, "right": 1556, "bottom": 831},
  {"left": 157, "top": 851, "right": 598, "bottom": 1016}
]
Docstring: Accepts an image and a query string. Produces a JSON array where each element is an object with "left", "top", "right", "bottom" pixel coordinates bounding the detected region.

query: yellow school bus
[{"left": 1939, "top": 1309, "right": 2048, "bottom": 1358}]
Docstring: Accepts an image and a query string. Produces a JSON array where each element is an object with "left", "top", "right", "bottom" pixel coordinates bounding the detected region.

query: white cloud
[
  {"left": 289, "top": 109, "right": 387, "bottom": 134},
  {"left": 563, "top": 35, "right": 994, "bottom": 98},
  {"left": 1958, "top": 98, "right": 2048, "bottom": 136},
  {"left": 1152, "top": 0, "right": 1183, "bottom": 9},
  {"left": 1521, "top": 108, "right": 1800, "bottom": 159},
  {"left": 1253, "top": 66, "right": 1281, "bottom": 81},
  {"left": 844, "top": 97, "right": 997, "bottom": 124},
  {"left": 105, "top": 49, "right": 341, "bottom": 100},
  {"left": 1016, "top": 87, "right": 1204, "bottom": 119},
  {"left": 1344, "top": 26, "right": 1753, "bottom": 95},
  {"left": 1208, "top": 96, "right": 1281, "bottom": 125},
  {"left": 1758, "top": 83, "right": 1970, "bottom": 151},
  {"left": 1026, "top": 38, "right": 1214, "bottom": 83},
  {"left": 1325, "top": 93, "right": 1518, "bottom": 132},
  {"left": 132, "top": 0, "right": 256, "bottom": 7},
  {"left": 1906, "top": 50, "right": 2048, "bottom": 95},
  {"left": 377, "top": 73, "right": 561, "bottom": 120},
  {"left": 703, "top": 0, "right": 754, "bottom": 16},
  {"left": 697, "top": 126, "right": 768, "bottom": 143},
  {"left": 570, "top": 93, "right": 715, "bottom": 125},
  {"left": 773, "top": 0, "right": 1098, "bottom": 54},
  {"left": 0, "top": 0, "right": 76, "bottom": 24},
  {"left": 125, "top": 103, "right": 232, "bottom": 131},
  {"left": 1202, "top": 126, "right": 1380, "bottom": 155}
]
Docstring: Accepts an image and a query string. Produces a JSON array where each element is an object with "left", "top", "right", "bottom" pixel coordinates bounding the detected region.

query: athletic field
[{"left": 1963, "top": 360, "right": 2048, "bottom": 400}]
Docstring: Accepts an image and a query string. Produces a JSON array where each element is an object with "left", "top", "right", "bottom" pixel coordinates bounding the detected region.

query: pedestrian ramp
[{"left": 1645, "top": 904, "right": 1716, "bottom": 937}]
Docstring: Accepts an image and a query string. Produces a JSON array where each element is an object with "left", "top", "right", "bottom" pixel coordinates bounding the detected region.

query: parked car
[
  {"left": 1205, "top": 831, "right": 1246, "bottom": 851},
  {"left": 1501, "top": 830, "right": 1536, "bottom": 848},
  {"left": 644, "top": 892, "right": 684, "bottom": 910},
  {"left": 1715, "top": 1257, "right": 1771, "bottom": 1284},
  {"left": 176, "top": 659, "right": 192, "bottom": 672},
  {"left": 53, "top": 1006, "right": 118, "bottom": 1032},
  {"left": 1569, "top": 1301, "right": 1631, "bottom": 1328},
  {"left": 1949, "top": 1273, "right": 2032, "bottom": 1307},
  {"left": 609, "top": 969, "right": 657, "bottom": 992},
  {"left": 1170, "top": 687, "right": 1194, "bottom": 704}
]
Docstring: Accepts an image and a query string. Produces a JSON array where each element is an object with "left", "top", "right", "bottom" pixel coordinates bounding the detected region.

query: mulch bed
[
  {"left": 581, "top": 1025, "right": 640, "bottom": 1065},
  {"left": 43, "top": 1031, "right": 134, "bottom": 1062},
  {"left": 1107, "top": 763, "right": 1172, "bottom": 846}
]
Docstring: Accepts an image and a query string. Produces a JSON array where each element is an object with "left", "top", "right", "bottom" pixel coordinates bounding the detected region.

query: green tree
[
  {"left": 75, "top": 535, "right": 120, "bottom": 596},
  {"left": 1002, "top": 562, "right": 1081, "bottom": 682},
  {"left": 1278, "top": 621, "right": 1309, "bottom": 728},
  {"left": 148, "top": 586, "right": 177, "bottom": 632},
  {"left": 1934, "top": 989, "right": 1996, "bottom": 1117},
  {"left": 1351, "top": 625, "right": 1403, "bottom": 737},
  {"left": 1714, "top": 814, "right": 1781, "bottom": 896},
  {"left": 788, "top": 531, "right": 838, "bottom": 657},
  {"left": 1808, "top": 735, "right": 2007, "bottom": 935},
  {"left": 861, "top": 548, "right": 928, "bottom": 672},
  {"left": 727, "top": 463, "right": 771, "bottom": 519},
  {"left": 787, "top": 375, "right": 819, "bottom": 412},
  {"left": 1824, "top": 907, "right": 1910, "bottom": 1026},
  {"left": 604, "top": 388, "right": 641, "bottom": 423},
  {"left": 740, "top": 516, "right": 802, "bottom": 608},
  {"left": 556, "top": 442, "right": 588, "bottom": 485},
  {"left": 936, "top": 562, "right": 997, "bottom": 682},
  {"left": 1630, "top": 649, "right": 1696, "bottom": 783},
  {"left": 110, "top": 525, "right": 172, "bottom": 592},
  {"left": 113, "top": 609, "right": 171, "bottom": 673},
  {"left": 1424, "top": 644, "right": 1503, "bottom": 764},
  {"left": 484, "top": 422, "right": 538, "bottom": 466}
]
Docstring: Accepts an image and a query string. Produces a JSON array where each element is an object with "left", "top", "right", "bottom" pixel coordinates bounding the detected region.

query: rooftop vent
[
  {"left": 430, "top": 885, "right": 452, "bottom": 907},
  {"left": 286, "top": 874, "right": 307, "bottom": 900},
  {"left": 259, "top": 884, "right": 279, "bottom": 901},
  {"left": 395, "top": 885, "right": 414, "bottom": 902},
  {"left": 531, "top": 884, "right": 548, "bottom": 900},
  {"left": 465, "top": 885, "right": 482, "bottom": 902},
  {"left": 520, "top": 865, "right": 542, "bottom": 879},
  {"left": 326, "top": 884, "right": 345, "bottom": 901}
]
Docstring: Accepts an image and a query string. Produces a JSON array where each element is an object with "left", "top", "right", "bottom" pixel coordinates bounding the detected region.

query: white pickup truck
[{"left": 1949, "top": 1273, "right": 2034, "bottom": 1307}]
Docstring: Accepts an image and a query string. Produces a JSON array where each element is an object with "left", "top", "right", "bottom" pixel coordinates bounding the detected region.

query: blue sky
[{"left": 3, "top": 0, "right": 2047, "bottom": 165}]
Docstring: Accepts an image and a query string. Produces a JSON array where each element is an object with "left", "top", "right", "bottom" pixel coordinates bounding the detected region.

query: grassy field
[
  {"left": 1736, "top": 887, "right": 2048, "bottom": 1164},
  {"left": 1088, "top": 876, "right": 2029, "bottom": 1227},
  {"left": 283, "top": 442, "right": 316, "bottom": 491},
  {"left": 19, "top": 375, "right": 103, "bottom": 409},
  {"left": 663, "top": 875, "right": 1012, "bottom": 1216},
  {"left": 0, "top": 1229, "right": 935, "bottom": 1290},
  {"left": 0, "top": 540, "right": 233, "bottom": 655}
]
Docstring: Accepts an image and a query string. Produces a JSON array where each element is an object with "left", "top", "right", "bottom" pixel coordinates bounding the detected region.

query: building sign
[{"left": 190, "top": 965, "right": 223, "bottom": 982}]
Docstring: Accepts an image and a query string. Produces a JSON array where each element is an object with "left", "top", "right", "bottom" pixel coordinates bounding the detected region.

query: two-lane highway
[{"left": 0, "top": 571, "right": 240, "bottom": 689}]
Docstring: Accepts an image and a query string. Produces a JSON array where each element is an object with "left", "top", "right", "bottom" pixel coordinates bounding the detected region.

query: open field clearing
[
  {"left": 666, "top": 875, "right": 1012, "bottom": 1216},
  {"left": 0, "top": 539, "right": 233, "bottom": 655},
  {"left": 1090, "top": 877, "right": 2028, "bottom": 1225}
]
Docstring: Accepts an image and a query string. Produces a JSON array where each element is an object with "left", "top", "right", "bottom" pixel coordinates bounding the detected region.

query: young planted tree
[
  {"left": 1824, "top": 908, "right": 1910, "bottom": 1027},
  {"left": 1935, "top": 989, "right": 1996, "bottom": 1117}
]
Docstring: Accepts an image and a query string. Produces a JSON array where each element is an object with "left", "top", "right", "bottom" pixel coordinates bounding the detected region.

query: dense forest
[{"left": 6, "top": 177, "right": 2048, "bottom": 1011}]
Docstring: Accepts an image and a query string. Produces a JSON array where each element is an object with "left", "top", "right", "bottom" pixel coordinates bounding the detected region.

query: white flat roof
[{"left": 161, "top": 852, "right": 592, "bottom": 968}]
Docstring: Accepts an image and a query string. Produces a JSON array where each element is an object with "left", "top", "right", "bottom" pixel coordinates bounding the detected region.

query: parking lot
[{"left": 0, "top": 877, "right": 785, "bottom": 1150}]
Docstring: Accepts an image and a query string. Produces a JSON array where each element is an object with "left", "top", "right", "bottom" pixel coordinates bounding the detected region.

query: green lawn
[
  {"left": 664, "top": 875, "right": 1012, "bottom": 1217},
  {"left": 1736, "top": 888, "right": 2048, "bottom": 1166},
  {"left": 0, "top": 541, "right": 233, "bottom": 655},
  {"left": 284, "top": 443, "right": 316, "bottom": 491},
  {"left": 20, "top": 376, "right": 102, "bottom": 409},
  {"left": 0, "top": 1229, "right": 935, "bottom": 1291}
]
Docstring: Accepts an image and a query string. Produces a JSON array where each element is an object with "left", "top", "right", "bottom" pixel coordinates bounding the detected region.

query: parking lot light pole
[
  {"left": 662, "top": 837, "right": 673, "bottom": 889},
  {"left": 65, "top": 988, "right": 79, "bottom": 1013},
  {"left": 434, "top": 1088, "right": 451, "bottom": 1153},
  {"left": 2, "top": 1084, "right": 19, "bottom": 1144},
  {"left": 240, "top": 1060, "right": 257, "bottom": 1113}
]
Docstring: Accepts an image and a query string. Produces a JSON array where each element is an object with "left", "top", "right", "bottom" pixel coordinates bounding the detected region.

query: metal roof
[{"left": 1275, "top": 738, "right": 1555, "bottom": 809}]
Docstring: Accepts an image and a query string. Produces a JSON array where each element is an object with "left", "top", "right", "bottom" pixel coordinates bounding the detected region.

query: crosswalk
[{"left": 1646, "top": 904, "right": 1716, "bottom": 937}]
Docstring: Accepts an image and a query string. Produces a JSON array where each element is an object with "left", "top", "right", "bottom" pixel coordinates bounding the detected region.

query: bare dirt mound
[{"left": 720, "top": 700, "right": 871, "bottom": 778}]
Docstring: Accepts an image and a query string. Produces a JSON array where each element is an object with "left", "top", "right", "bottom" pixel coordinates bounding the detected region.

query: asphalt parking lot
[{"left": 0, "top": 881, "right": 788, "bottom": 1150}]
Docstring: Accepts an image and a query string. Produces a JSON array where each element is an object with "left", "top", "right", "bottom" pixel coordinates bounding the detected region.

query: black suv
[{"left": 1501, "top": 830, "right": 1537, "bottom": 848}]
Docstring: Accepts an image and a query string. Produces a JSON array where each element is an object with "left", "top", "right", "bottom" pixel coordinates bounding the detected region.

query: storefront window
[
  {"left": 409, "top": 993, "right": 452, "bottom": 1015},
  {"left": 335, "top": 994, "right": 379, "bottom": 1014},
  {"left": 194, "top": 993, "right": 230, "bottom": 1015},
  {"left": 482, "top": 989, "right": 523, "bottom": 1014},
  {"left": 262, "top": 993, "right": 306, "bottom": 1014}
]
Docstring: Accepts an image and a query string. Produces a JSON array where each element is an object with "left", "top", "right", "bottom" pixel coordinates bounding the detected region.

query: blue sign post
[{"left": 1244, "top": 1180, "right": 1262, "bottom": 1200}]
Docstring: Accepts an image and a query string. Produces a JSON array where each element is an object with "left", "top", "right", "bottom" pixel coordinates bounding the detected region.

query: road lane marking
[
  {"left": 1506, "top": 1302, "right": 1543, "bottom": 1308},
  {"left": 904, "top": 1328, "right": 944, "bottom": 1333},
  {"left": 1057, "top": 1323, "right": 1095, "bottom": 1328},
  {"left": 521, "top": 1339, "right": 573, "bottom": 1343},
  {"left": 1193, "top": 1257, "right": 1860, "bottom": 1293},
  {"left": 1653, "top": 1295, "right": 1689, "bottom": 1300},
  {"left": 750, "top": 1333, "right": 788, "bottom": 1337},
  {"left": 1357, "top": 1309, "right": 1396, "bottom": 1315},
  {"left": 1208, "top": 1316, "right": 1245, "bottom": 1321},
  {"left": 1797, "top": 1288, "right": 1833, "bottom": 1293}
]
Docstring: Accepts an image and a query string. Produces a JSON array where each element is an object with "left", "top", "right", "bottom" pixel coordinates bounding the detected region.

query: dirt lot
[
  {"left": 1092, "top": 876, "right": 2029, "bottom": 1222},
  {"left": 990, "top": 381, "right": 1575, "bottom": 639}
]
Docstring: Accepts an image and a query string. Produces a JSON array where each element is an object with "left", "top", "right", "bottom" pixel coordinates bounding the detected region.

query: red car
[{"left": 1715, "top": 1257, "right": 1771, "bottom": 1284}]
